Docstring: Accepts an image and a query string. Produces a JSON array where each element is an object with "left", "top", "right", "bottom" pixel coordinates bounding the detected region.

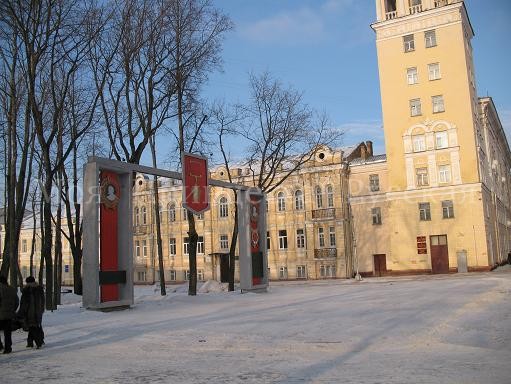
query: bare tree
[
  {"left": 210, "top": 102, "right": 245, "bottom": 291},
  {"left": 243, "top": 72, "right": 340, "bottom": 193},
  {"left": 167, "top": 0, "right": 232, "bottom": 295}
]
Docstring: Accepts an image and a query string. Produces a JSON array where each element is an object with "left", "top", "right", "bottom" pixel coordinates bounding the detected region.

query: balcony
[
  {"left": 385, "top": 11, "right": 398, "bottom": 20},
  {"left": 409, "top": 4, "right": 423, "bottom": 14},
  {"left": 434, "top": 0, "right": 450, "bottom": 8},
  {"left": 312, "top": 208, "right": 336, "bottom": 220},
  {"left": 133, "top": 224, "right": 149, "bottom": 235},
  {"left": 314, "top": 248, "right": 337, "bottom": 259}
]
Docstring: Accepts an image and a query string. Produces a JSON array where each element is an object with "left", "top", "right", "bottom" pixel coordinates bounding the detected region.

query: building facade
[{"left": 349, "top": 0, "right": 511, "bottom": 277}]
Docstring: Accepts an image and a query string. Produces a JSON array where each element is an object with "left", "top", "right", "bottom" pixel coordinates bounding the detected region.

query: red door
[
  {"left": 430, "top": 235, "right": 449, "bottom": 274},
  {"left": 373, "top": 254, "right": 387, "bottom": 277}
]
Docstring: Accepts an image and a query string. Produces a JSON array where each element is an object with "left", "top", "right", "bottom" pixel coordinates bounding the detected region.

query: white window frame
[
  {"left": 169, "top": 238, "right": 176, "bottom": 256},
  {"left": 407, "top": 67, "right": 418, "bottom": 85},
  {"left": 197, "top": 236, "right": 205, "bottom": 254},
  {"left": 169, "top": 270, "right": 177, "bottom": 281},
  {"left": 278, "top": 230, "right": 288, "bottom": 250},
  {"left": 135, "top": 240, "right": 140, "bottom": 258},
  {"left": 296, "top": 229, "right": 305, "bottom": 249},
  {"left": 318, "top": 227, "right": 325, "bottom": 248},
  {"left": 435, "top": 131, "right": 448, "bottom": 149},
  {"left": 141, "top": 206, "right": 147, "bottom": 225},
  {"left": 134, "top": 207, "right": 140, "bottom": 226},
  {"left": 438, "top": 164, "right": 451, "bottom": 183},
  {"left": 428, "top": 63, "right": 441, "bottom": 80},
  {"left": 142, "top": 239, "right": 148, "bottom": 258},
  {"left": 372, "top": 207, "right": 382, "bottom": 225},
  {"left": 277, "top": 192, "right": 286, "bottom": 212},
  {"left": 412, "top": 135, "right": 426, "bottom": 152},
  {"left": 326, "top": 185, "right": 334, "bottom": 208},
  {"left": 168, "top": 203, "right": 176, "bottom": 222},
  {"left": 442, "top": 200, "right": 454, "bottom": 219},
  {"left": 220, "top": 234, "right": 229, "bottom": 250},
  {"left": 219, "top": 196, "right": 229, "bottom": 218},
  {"left": 369, "top": 174, "right": 380, "bottom": 192},
  {"left": 294, "top": 190, "right": 304, "bottom": 210},
  {"left": 403, "top": 34, "right": 415, "bottom": 52},
  {"left": 183, "top": 238, "right": 189, "bottom": 255},
  {"left": 315, "top": 186, "right": 323, "bottom": 208},
  {"left": 432, "top": 95, "right": 445, "bottom": 113},
  {"left": 296, "top": 265, "right": 306, "bottom": 279},
  {"left": 419, "top": 202, "right": 431, "bottom": 221},
  {"left": 425, "top": 29, "right": 437, "bottom": 48},
  {"left": 279, "top": 266, "right": 288, "bottom": 279},
  {"left": 329, "top": 226, "right": 336, "bottom": 247},
  {"left": 410, "top": 98, "right": 422, "bottom": 116},
  {"left": 416, "top": 167, "right": 429, "bottom": 187}
]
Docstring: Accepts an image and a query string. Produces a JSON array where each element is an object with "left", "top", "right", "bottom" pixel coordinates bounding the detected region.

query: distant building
[{"left": 349, "top": 0, "right": 511, "bottom": 276}]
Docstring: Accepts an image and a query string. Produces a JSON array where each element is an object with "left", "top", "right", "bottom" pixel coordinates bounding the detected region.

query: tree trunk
[{"left": 187, "top": 211, "right": 198, "bottom": 296}]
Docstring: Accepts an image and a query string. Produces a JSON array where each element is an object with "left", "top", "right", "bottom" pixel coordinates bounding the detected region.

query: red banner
[
  {"left": 99, "top": 171, "right": 120, "bottom": 302},
  {"left": 182, "top": 153, "right": 210, "bottom": 215},
  {"left": 250, "top": 194, "right": 263, "bottom": 285}
]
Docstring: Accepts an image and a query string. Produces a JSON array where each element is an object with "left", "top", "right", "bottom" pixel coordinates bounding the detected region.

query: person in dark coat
[
  {"left": 18, "top": 276, "right": 45, "bottom": 349},
  {"left": 0, "top": 275, "right": 19, "bottom": 354}
]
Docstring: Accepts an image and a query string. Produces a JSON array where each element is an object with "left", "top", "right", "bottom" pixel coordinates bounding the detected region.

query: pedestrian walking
[
  {"left": 0, "top": 275, "right": 19, "bottom": 354},
  {"left": 18, "top": 276, "right": 45, "bottom": 349}
]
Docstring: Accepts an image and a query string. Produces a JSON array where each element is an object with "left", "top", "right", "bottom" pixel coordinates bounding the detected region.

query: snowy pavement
[{"left": 1, "top": 269, "right": 511, "bottom": 383}]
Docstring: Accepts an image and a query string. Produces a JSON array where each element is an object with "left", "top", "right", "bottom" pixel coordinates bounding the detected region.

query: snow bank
[{"left": 198, "top": 279, "right": 228, "bottom": 293}]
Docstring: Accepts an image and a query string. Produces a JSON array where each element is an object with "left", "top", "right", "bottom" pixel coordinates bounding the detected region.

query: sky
[{"left": 203, "top": 0, "right": 511, "bottom": 156}]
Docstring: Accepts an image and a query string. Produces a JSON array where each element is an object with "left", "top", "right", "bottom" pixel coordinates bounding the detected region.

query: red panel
[
  {"left": 100, "top": 171, "right": 120, "bottom": 302},
  {"left": 182, "top": 153, "right": 209, "bottom": 214},
  {"left": 250, "top": 195, "right": 262, "bottom": 286}
]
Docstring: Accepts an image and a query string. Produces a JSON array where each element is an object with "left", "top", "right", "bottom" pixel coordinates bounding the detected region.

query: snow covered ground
[{"left": 1, "top": 268, "right": 511, "bottom": 384}]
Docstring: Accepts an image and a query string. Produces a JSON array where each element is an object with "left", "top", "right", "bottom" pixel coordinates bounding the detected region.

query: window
[
  {"left": 278, "top": 230, "right": 288, "bottom": 249},
  {"left": 168, "top": 203, "right": 176, "bottom": 222},
  {"left": 369, "top": 174, "right": 380, "bottom": 192},
  {"left": 424, "top": 30, "right": 437, "bottom": 48},
  {"left": 137, "top": 271, "right": 147, "bottom": 282},
  {"left": 134, "top": 207, "right": 140, "bottom": 226},
  {"left": 294, "top": 190, "right": 304, "bottom": 210},
  {"left": 183, "top": 208, "right": 188, "bottom": 220},
  {"left": 416, "top": 168, "right": 429, "bottom": 186},
  {"left": 279, "top": 266, "right": 288, "bottom": 279},
  {"left": 296, "top": 265, "right": 306, "bottom": 279},
  {"left": 403, "top": 34, "right": 415, "bottom": 52},
  {"left": 442, "top": 200, "right": 454, "bottom": 219},
  {"left": 141, "top": 206, "right": 147, "bottom": 225},
  {"left": 320, "top": 265, "right": 336, "bottom": 278},
  {"left": 277, "top": 192, "right": 286, "bottom": 212},
  {"left": 169, "top": 270, "right": 176, "bottom": 281},
  {"left": 267, "top": 231, "right": 271, "bottom": 250},
  {"left": 318, "top": 227, "right": 325, "bottom": 248},
  {"left": 329, "top": 227, "right": 336, "bottom": 247},
  {"left": 326, "top": 185, "right": 334, "bottom": 208},
  {"left": 410, "top": 99, "right": 422, "bottom": 116},
  {"left": 419, "top": 202, "right": 431, "bottom": 221},
  {"left": 135, "top": 240, "right": 140, "bottom": 258},
  {"left": 432, "top": 95, "right": 445, "bottom": 113},
  {"left": 142, "top": 240, "right": 148, "bottom": 257},
  {"left": 412, "top": 135, "right": 426, "bottom": 152},
  {"left": 219, "top": 196, "right": 229, "bottom": 218},
  {"left": 296, "top": 229, "right": 305, "bottom": 249},
  {"left": 431, "top": 234, "right": 447, "bottom": 246},
  {"left": 372, "top": 207, "right": 382, "bottom": 225},
  {"left": 220, "top": 234, "right": 229, "bottom": 250},
  {"left": 407, "top": 67, "right": 418, "bottom": 84},
  {"left": 184, "top": 270, "right": 190, "bottom": 281},
  {"left": 438, "top": 165, "right": 451, "bottom": 183},
  {"left": 315, "top": 186, "right": 323, "bottom": 208},
  {"left": 169, "top": 238, "right": 176, "bottom": 256},
  {"left": 183, "top": 237, "right": 189, "bottom": 255},
  {"left": 435, "top": 131, "right": 448, "bottom": 149},
  {"left": 22, "top": 239, "right": 27, "bottom": 253},
  {"left": 197, "top": 236, "right": 204, "bottom": 254},
  {"left": 198, "top": 270, "right": 204, "bottom": 281},
  {"left": 428, "top": 63, "right": 441, "bottom": 80}
]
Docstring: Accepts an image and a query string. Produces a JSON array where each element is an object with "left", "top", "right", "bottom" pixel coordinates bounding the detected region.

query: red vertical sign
[
  {"left": 182, "top": 153, "right": 209, "bottom": 214},
  {"left": 250, "top": 194, "right": 263, "bottom": 285},
  {"left": 100, "top": 171, "right": 120, "bottom": 302}
]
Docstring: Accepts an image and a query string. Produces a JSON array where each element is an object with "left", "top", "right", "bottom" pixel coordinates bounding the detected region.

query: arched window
[
  {"left": 315, "top": 186, "right": 323, "bottom": 208},
  {"left": 141, "top": 206, "right": 147, "bottom": 225},
  {"left": 183, "top": 207, "right": 188, "bottom": 220},
  {"left": 294, "top": 190, "right": 304, "bottom": 210},
  {"left": 219, "top": 196, "right": 228, "bottom": 218},
  {"left": 326, "top": 185, "right": 334, "bottom": 208},
  {"left": 277, "top": 192, "right": 286, "bottom": 212},
  {"left": 134, "top": 207, "right": 140, "bottom": 226},
  {"left": 168, "top": 203, "right": 176, "bottom": 223}
]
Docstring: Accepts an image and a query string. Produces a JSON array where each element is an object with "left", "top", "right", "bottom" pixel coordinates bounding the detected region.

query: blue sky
[{"left": 204, "top": 0, "right": 511, "bottom": 156}]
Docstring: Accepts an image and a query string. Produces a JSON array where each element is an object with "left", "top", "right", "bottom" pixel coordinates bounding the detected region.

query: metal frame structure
[{"left": 82, "top": 156, "right": 267, "bottom": 310}]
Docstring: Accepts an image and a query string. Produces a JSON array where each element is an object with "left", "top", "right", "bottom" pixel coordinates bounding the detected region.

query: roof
[{"left": 349, "top": 154, "right": 387, "bottom": 166}]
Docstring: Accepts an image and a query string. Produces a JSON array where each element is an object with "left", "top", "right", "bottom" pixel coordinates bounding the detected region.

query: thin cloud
[
  {"left": 337, "top": 120, "right": 386, "bottom": 154},
  {"left": 240, "top": 0, "right": 353, "bottom": 45}
]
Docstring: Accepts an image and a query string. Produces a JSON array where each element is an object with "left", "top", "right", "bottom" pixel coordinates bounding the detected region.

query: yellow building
[{"left": 349, "top": 0, "right": 511, "bottom": 276}]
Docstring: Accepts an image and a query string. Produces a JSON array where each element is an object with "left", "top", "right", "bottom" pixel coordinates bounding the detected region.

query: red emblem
[{"left": 182, "top": 152, "right": 210, "bottom": 215}]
